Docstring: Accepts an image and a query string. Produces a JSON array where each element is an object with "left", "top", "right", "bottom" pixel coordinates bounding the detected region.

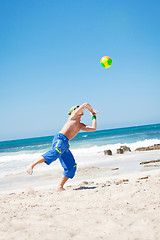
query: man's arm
[
  {"left": 80, "top": 113, "right": 97, "bottom": 132},
  {"left": 73, "top": 103, "right": 94, "bottom": 116}
]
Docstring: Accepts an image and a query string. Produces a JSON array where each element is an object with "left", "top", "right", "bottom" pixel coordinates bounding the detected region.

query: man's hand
[
  {"left": 90, "top": 109, "right": 98, "bottom": 116},
  {"left": 71, "top": 103, "right": 98, "bottom": 117},
  {"left": 84, "top": 103, "right": 98, "bottom": 115},
  {"left": 84, "top": 103, "right": 93, "bottom": 112}
]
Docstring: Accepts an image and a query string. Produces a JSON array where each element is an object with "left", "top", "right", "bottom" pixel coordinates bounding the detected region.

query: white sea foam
[
  {"left": 1, "top": 138, "right": 160, "bottom": 164},
  {"left": 71, "top": 138, "right": 160, "bottom": 156},
  {"left": 0, "top": 138, "right": 160, "bottom": 179},
  {"left": 0, "top": 153, "right": 39, "bottom": 163}
]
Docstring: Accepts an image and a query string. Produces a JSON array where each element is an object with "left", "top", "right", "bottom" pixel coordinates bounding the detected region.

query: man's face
[{"left": 74, "top": 105, "right": 79, "bottom": 111}]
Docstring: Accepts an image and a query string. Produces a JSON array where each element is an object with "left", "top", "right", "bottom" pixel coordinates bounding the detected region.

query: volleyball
[{"left": 100, "top": 56, "right": 112, "bottom": 68}]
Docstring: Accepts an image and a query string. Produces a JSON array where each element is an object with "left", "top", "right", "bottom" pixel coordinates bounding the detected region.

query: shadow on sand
[{"left": 73, "top": 186, "right": 97, "bottom": 191}]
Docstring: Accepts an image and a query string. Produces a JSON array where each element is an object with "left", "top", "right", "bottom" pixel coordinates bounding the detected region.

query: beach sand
[{"left": 0, "top": 169, "right": 160, "bottom": 240}]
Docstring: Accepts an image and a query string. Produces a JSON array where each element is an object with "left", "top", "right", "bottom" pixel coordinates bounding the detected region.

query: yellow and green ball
[{"left": 100, "top": 56, "right": 112, "bottom": 68}]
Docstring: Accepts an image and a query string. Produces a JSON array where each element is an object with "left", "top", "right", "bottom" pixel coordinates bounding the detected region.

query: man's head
[{"left": 68, "top": 105, "right": 79, "bottom": 115}]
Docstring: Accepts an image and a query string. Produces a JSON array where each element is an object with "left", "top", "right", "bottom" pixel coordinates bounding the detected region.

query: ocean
[{"left": 0, "top": 123, "right": 160, "bottom": 193}]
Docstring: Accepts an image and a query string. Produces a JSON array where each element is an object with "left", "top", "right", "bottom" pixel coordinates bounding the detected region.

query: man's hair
[{"left": 68, "top": 105, "right": 79, "bottom": 115}]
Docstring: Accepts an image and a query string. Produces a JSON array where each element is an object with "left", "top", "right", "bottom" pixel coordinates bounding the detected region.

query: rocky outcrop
[
  {"left": 121, "top": 145, "right": 131, "bottom": 152},
  {"left": 117, "top": 145, "right": 131, "bottom": 154},
  {"left": 118, "top": 179, "right": 129, "bottom": 183},
  {"left": 138, "top": 176, "right": 150, "bottom": 180},
  {"left": 140, "top": 159, "right": 160, "bottom": 165},
  {"left": 111, "top": 167, "right": 119, "bottom": 170},
  {"left": 104, "top": 150, "right": 112, "bottom": 155},
  {"left": 117, "top": 148, "right": 124, "bottom": 154},
  {"left": 104, "top": 144, "right": 160, "bottom": 156},
  {"left": 135, "top": 144, "right": 160, "bottom": 152}
]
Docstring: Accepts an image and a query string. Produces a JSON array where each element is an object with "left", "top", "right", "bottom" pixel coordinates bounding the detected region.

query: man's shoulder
[{"left": 80, "top": 122, "right": 86, "bottom": 129}]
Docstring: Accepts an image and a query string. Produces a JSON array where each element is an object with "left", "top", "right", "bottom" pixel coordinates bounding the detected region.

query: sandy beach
[
  {"left": 0, "top": 169, "right": 160, "bottom": 240},
  {"left": 1, "top": 0, "right": 160, "bottom": 238}
]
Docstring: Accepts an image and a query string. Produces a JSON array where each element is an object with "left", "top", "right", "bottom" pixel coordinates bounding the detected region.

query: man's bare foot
[
  {"left": 26, "top": 165, "right": 33, "bottom": 175},
  {"left": 57, "top": 186, "right": 65, "bottom": 192}
]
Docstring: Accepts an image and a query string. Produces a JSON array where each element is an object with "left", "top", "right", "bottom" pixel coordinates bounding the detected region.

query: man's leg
[
  {"left": 26, "top": 156, "right": 46, "bottom": 175},
  {"left": 57, "top": 149, "right": 77, "bottom": 191},
  {"left": 57, "top": 176, "right": 69, "bottom": 192},
  {"left": 26, "top": 147, "right": 60, "bottom": 175}
]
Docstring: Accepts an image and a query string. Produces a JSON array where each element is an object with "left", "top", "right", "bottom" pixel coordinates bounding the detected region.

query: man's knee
[{"left": 63, "top": 166, "right": 77, "bottom": 179}]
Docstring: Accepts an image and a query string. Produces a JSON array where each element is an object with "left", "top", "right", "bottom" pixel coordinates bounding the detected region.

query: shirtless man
[{"left": 26, "top": 103, "right": 97, "bottom": 191}]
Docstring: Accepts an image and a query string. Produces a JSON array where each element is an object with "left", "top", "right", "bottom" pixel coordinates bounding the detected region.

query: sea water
[{"left": 0, "top": 123, "right": 160, "bottom": 193}]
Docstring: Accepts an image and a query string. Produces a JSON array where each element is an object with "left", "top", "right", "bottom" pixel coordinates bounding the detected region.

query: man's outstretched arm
[
  {"left": 80, "top": 111, "right": 97, "bottom": 132},
  {"left": 74, "top": 103, "right": 94, "bottom": 115}
]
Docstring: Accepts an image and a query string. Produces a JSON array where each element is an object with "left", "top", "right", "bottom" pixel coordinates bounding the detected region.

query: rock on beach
[{"left": 136, "top": 144, "right": 160, "bottom": 151}]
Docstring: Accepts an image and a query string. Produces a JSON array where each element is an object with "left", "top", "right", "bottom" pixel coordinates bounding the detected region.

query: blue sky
[{"left": 0, "top": 0, "right": 160, "bottom": 141}]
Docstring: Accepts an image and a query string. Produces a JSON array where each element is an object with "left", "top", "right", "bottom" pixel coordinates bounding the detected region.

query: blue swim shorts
[{"left": 42, "top": 133, "right": 77, "bottom": 179}]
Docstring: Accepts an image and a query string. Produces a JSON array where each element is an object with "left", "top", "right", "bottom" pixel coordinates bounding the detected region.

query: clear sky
[{"left": 0, "top": 0, "right": 160, "bottom": 141}]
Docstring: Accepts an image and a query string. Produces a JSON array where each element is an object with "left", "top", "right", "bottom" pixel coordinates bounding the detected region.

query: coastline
[
  {"left": 1, "top": 149, "right": 160, "bottom": 194},
  {"left": 1, "top": 125, "right": 160, "bottom": 239}
]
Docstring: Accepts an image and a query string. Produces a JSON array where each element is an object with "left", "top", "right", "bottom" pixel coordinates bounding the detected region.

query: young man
[{"left": 26, "top": 103, "right": 97, "bottom": 191}]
